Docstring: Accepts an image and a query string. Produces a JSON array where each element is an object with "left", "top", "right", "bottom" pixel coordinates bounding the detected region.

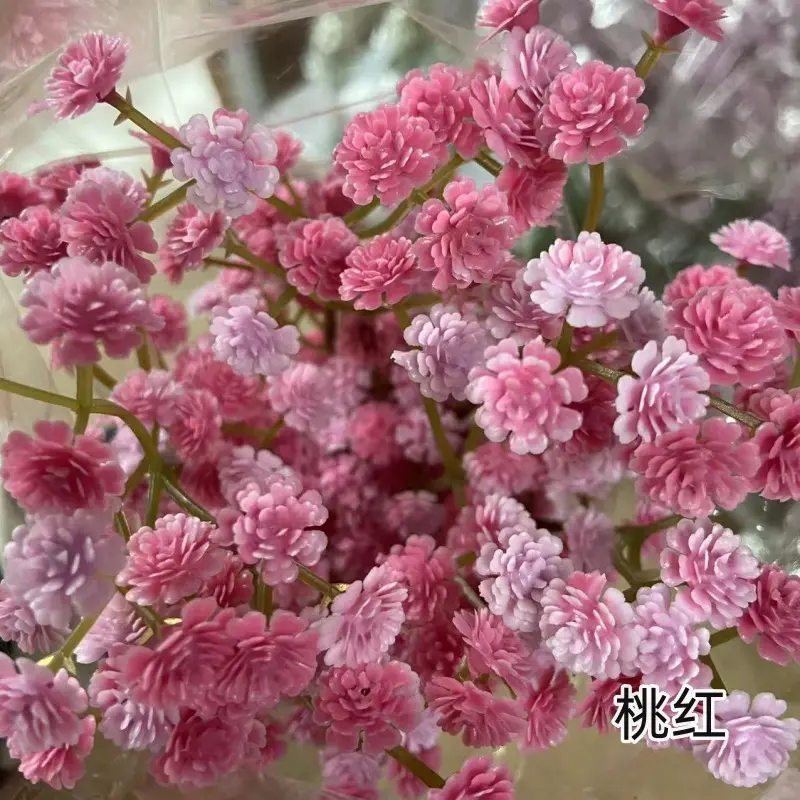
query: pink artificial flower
[
  {"left": 201, "top": 553, "right": 254, "bottom": 608},
  {"left": 425, "top": 677, "right": 525, "bottom": 747},
  {"left": 429, "top": 755, "right": 514, "bottom": 800},
  {"left": 477, "top": 0, "right": 541, "bottom": 37},
  {"left": 171, "top": 108, "right": 279, "bottom": 217},
  {"left": 318, "top": 565, "right": 407, "bottom": 667},
  {"left": 74, "top": 593, "right": 149, "bottom": 665},
  {"left": 496, "top": 157, "right": 567, "bottom": 231},
  {"left": 485, "top": 272, "right": 564, "bottom": 344},
  {"left": 313, "top": 661, "right": 423, "bottom": 754},
  {"left": 130, "top": 124, "right": 182, "bottom": 173},
  {"left": 543, "top": 446, "right": 626, "bottom": 500},
  {"left": 648, "top": 0, "right": 726, "bottom": 45},
  {"left": 340, "top": 235, "right": 418, "bottom": 310},
  {"left": 618, "top": 288, "right": 668, "bottom": 351},
  {"left": 389, "top": 744, "right": 441, "bottom": 799},
  {"left": 476, "top": 527, "right": 572, "bottom": 632},
  {"left": 711, "top": 219, "right": 791, "bottom": 271},
  {"left": 746, "top": 395, "right": 800, "bottom": 501},
  {"left": 397, "top": 64, "right": 482, "bottom": 159},
  {"left": 466, "top": 337, "right": 588, "bottom": 455},
  {"left": 519, "top": 664, "right": 576, "bottom": 751},
  {"left": 395, "top": 405, "right": 462, "bottom": 466},
  {"left": 693, "top": 691, "right": 800, "bottom": 788},
  {"left": 218, "top": 444, "right": 300, "bottom": 505},
  {"left": 268, "top": 361, "right": 339, "bottom": 434},
  {"left": 629, "top": 418, "right": 759, "bottom": 518},
  {"left": 738, "top": 565, "right": 800, "bottom": 666},
  {"left": 662, "top": 263, "right": 739, "bottom": 304},
  {"left": 775, "top": 286, "right": 800, "bottom": 343},
  {"left": 347, "top": 402, "right": 401, "bottom": 466},
  {"left": 525, "top": 233, "right": 645, "bottom": 328},
  {"left": 20, "top": 257, "right": 163, "bottom": 365},
  {"left": 0, "top": 205, "right": 66, "bottom": 278},
  {"left": 0, "top": 583, "right": 67, "bottom": 655},
  {"left": 0, "top": 172, "right": 44, "bottom": 221},
  {"left": 323, "top": 752, "right": 382, "bottom": 798},
  {"left": 578, "top": 674, "right": 643, "bottom": 733},
  {"left": 667, "top": 283, "right": 789, "bottom": 387},
  {"left": 166, "top": 389, "right": 223, "bottom": 461},
  {"left": 414, "top": 178, "right": 516, "bottom": 291},
  {"left": 60, "top": 167, "right": 157, "bottom": 282},
  {"left": 110, "top": 369, "right": 182, "bottom": 428},
  {"left": 393, "top": 304, "right": 493, "bottom": 403},
  {"left": 463, "top": 442, "right": 543, "bottom": 498},
  {"left": 148, "top": 295, "right": 188, "bottom": 352},
  {"left": 333, "top": 104, "right": 445, "bottom": 207},
  {"left": 383, "top": 491, "right": 445, "bottom": 541},
  {"left": 404, "top": 615, "right": 465, "bottom": 684},
  {"left": 39, "top": 32, "right": 129, "bottom": 119},
  {"left": 159, "top": 204, "right": 228, "bottom": 284},
  {"left": 539, "top": 571, "right": 642, "bottom": 679},
  {"left": 560, "top": 375, "right": 617, "bottom": 456},
  {"left": 272, "top": 129, "right": 303, "bottom": 173},
  {"left": 660, "top": 518, "right": 760, "bottom": 629},
  {"left": 1, "top": 420, "right": 124, "bottom": 513},
  {"left": 336, "top": 313, "right": 403, "bottom": 368},
  {"left": 448, "top": 494, "right": 539, "bottom": 555},
  {"left": 33, "top": 157, "right": 100, "bottom": 205},
  {"left": 563, "top": 507, "right": 615, "bottom": 578},
  {"left": 0, "top": 655, "right": 88, "bottom": 756},
  {"left": 614, "top": 336, "right": 710, "bottom": 444},
  {"left": 278, "top": 216, "right": 359, "bottom": 301}
]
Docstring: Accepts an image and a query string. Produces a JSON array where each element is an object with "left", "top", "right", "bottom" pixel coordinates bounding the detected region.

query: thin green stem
[
  {"left": 556, "top": 322, "right": 574, "bottom": 363},
  {"left": 252, "top": 570, "right": 274, "bottom": 618},
  {"left": 281, "top": 177, "right": 306, "bottom": 215},
  {"left": 358, "top": 199, "right": 414, "bottom": 239},
  {"left": 123, "top": 459, "right": 149, "bottom": 499},
  {"left": 343, "top": 198, "right": 379, "bottom": 227},
  {"left": 43, "top": 615, "right": 98, "bottom": 673},
  {"left": 104, "top": 89, "right": 184, "bottom": 150},
  {"left": 138, "top": 180, "right": 195, "bottom": 223},
  {"left": 574, "top": 331, "right": 618, "bottom": 358},
  {"left": 73, "top": 366, "right": 94, "bottom": 435},
  {"left": 267, "top": 194, "right": 304, "bottom": 221},
  {"left": 455, "top": 551, "right": 477, "bottom": 569},
  {"left": 635, "top": 41, "right": 663, "bottom": 79},
  {"left": 423, "top": 396, "right": 466, "bottom": 506},
  {"left": 710, "top": 628, "right": 739, "bottom": 649},
  {"left": 203, "top": 257, "right": 254, "bottom": 272},
  {"left": 91, "top": 400, "right": 161, "bottom": 463},
  {"left": 454, "top": 575, "right": 485, "bottom": 609},
  {"left": 271, "top": 286, "right": 297, "bottom": 318},
  {"left": 583, "top": 163, "right": 605, "bottom": 232},
  {"left": 385, "top": 747, "right": 446, "bottom": 790},
  {"left": 462, "top": 422, "right": 484, "bottom": 454},
  {"left": 226, "top": 241, "right": 284, "bottom": 278},
  {"left": 790, "top": 343, "right": 800, "bottom": 389},
  {"left": 261, "top": 418, "right": 284, "bottom": 448},
  {"left": 161, "top": 476, "right": 217, "bottom": 524},
  {"left": 0, "top": 377, "right": 79, "bottom": 411},
  {"left": 617, "top": 515, "right": 684, "bottom": 541},
  {"left": 114, "top": 510, "right": 133, "bottom": 542},
  {"left": 145, "top": 471, "right": 164, "bottom": 527},
  {"left": 92, "top": 365, "right": 117, "bottom": 390},
  {"left": 296, "top": 564, "right": 340, "bottom": 599},
  {"left": 474, "top": 151, "right": 501, "bottom": 177},
  {"left": 700, "top": 654, "right": 727, "bottom": 692},
  {"left": 136, "top": 335, "right": 153, "bottom": 372}
]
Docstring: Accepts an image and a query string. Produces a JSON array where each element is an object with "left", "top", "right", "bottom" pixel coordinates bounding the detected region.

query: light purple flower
[
  {"left": 617, "top": 288, "right": 668, "bottom": 350},
  {"left": 268, "top": 362, "right": 338, "bottom": 434},
  {"left": 0, "top": 583, "right": 67, "bottom": 655},
  {"left": 563, "top": 507, "right": 615, "bottom": 578},
  {"left": 485, "top": 272, "right": 564, "bottom": 344}
]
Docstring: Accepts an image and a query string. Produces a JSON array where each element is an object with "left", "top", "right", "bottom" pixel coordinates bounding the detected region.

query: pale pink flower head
[
  {"left": 648, "top": 0, "right": 726, "bottom": 45},
  {"left": 775, "top": 286, "right": 800, "bottom": 343},
  {"left": 476, "top": 527, "right": 572, "bottom": 632},
  {"left": 711, "top": 218, "right": 791, "bottom": 271},
  {"left": 392, "top": 304, "right": 493, "bottom": 403},
  {"left": 486, "top": 272, "right": 564, "bottom": 344},
  {"left": 496, "top": 156, "right": 567, "bottom": 231},
  {"left": 272, "top": 129, "right": 303, "bottom": 173},
  {"left": 614, "top": 336, "right": 710, "bottom": 445},
  {"left": 0, "top": 205, "right": 66, "bottom": 278},
  {"left": 478, "top": 0, "right": 540, "bottom": 37},
  {"left": 0, "top": 583, "right": 67, "bottom": 655},
  {"left": 448, "top": 493, "right": 540, "bottom": 555},
  {"left": 159, "top": 204, "right": 228, "bottom": 284},
  {"left": 148, "top": 295, "right": 188, "bottom": 353},
  {"left": 563, "top": 507, "right": 615, "bottom": 578},
  {"left": 347, "top": 402, "right": 401, "bottom": 466},
  {"left": 1, "top": 420, "right": 124, "bottom": 513},
  {"left": 751, "top": 396, "right": 800, "bottom": 501},
  {"left": 4, "top": 508, "right": 125, "bottom": 629},
  {"left": 20, "top": 257, "right": 162, "bottom": 365},
  {"left": 519, "top": 662, "right": 576, "bottom": 751},
  {"left": 218, "top": 444, "right": 301, "bottom": 505},
  {"left": 0, "top": 655, "right": 88, "bottom": 756},
  {"left": 525, "top": 233, "right": 645, "bottom": 328},
  {"left": 667, "top": 283, "right": 789, "bottom": 387},
  {"left": 738, "top": 565, "right": 800, "bottom": 666},
  {"left": 629, "top": 418, "right": 759, "bottom": 518},
  {"left": 694, "top": 691, "right": 800, "bottom": 788},
  {"left": 313, "top": 661, "right": 423, "bottom": 754},
  {"left": 540, "top": 571, "right": 642, "bottom": 679},
  {"left": 166, "top": 389, "right": 223, "bottom": 461},
  {"left": 334, "top": 104, "right": 445, "bottom": 207},
  {"left": 463, "top": 442, "right": 543, "bottom": 498},
  {"left": 279, "top": 216, "right": 359, "bottom": 301},
  {"left": 618, "top": 288, "right": 668, "bottom": 351},
  {"left": 429, "top": 755, "right": 514, "bottom": 800},
  {"left": 268, "top": 361, "right": 338, "bottom": 434},
  {"left": 340, "top": 235, "right": 418, "bottom": 310},
  {"left": 466, "top": 337, "right": 588, "bottom": 455},
  {"left": 414, "top": 178, "right": 516, "bottom": 291},
  {"left": 39, "top": 32, "right": 129, "bottom": 119},
  {"left": 425, "top": 677, "right": 525, "bottom": 748},
  {"left": 660, "top": 518, "right": 760, "bottom": 629},
  {"left": 318, "top": 565, "right": 407, "bottom": 667},
  {"left": 662, "top": 263, "right": 739, "bottom": 304},
  {"left": 171, "top": 108, "right": 279, "bottom": 217},
  {"left": 538, "top": 62, "right": 648, "bottom": 164},
  {"left": 110, "top": 369, "right": 182, "bottom": 428}
]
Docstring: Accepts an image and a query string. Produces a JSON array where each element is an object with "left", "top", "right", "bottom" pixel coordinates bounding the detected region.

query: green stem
[
  {"left": 73, "top": 366, "right": 94, "bottom": 435},
  {"left": 462, "top": 422, "right": 484, "bottom": 454},
  {"left": 700, "top": 654, "right": 727, "bottom": 692},
  {"left": 385, "top": 746, "right": 446, "bottom": 790},
  {"left": 474, "top": 151, "right": 501, "bottom": 177},
  {"left": 583, "top": 163, "right": 605, "bottom": 232},
  {"left": 138, "top": 180, "right": 195, "bottom": 223},
  {"left": 454, "top": 575, "right": 485, "bottom": 609},
  {"left": 358, "top": 199, "right": 415, "bottom": 239},
  {"left": 91, "top": 400, "right": 161, "bottom": 463},
  {"left": 0, "top": 377, "right": 78, "bottom": 411},
  {"left": 296, "top": 564, "right": 340, "bottom": 599},
  {"left": 455, "top": 551, "right": 477, "bottom": 569},
  {"left": 343, "top": 198, "right": 380, "bottom": 227},
  {"left": 136, "top": 336, "right": 153, "bottom": 372},
  {"left": 226, "top": 240, "right": 284, "bottom": 278},
  {"left": 281, "top": 177, "right": 306, "bottom": 216},
  {"left": 790, "top": 343, "right": 800, "bottom": 389},
  {"left": 203, "top": 257, "right": 254, "bottom": 272},
  {"left": 635, "top": 41, "right": 663, "bottom": 79},
  {"left": 114, "top": 510, "right": 133, "bottom": 542},
  {"left": 261, "top": 418, "right": 284, "bottom": 448},
  {"left": 145, "top": 471, "right": 164, "bottom": 527},
  {"left": 710, "top": 628, "right": 739, "bottom": 648},
  {"left": 252, "top": 570, "right": 274, "bottom": 618},
  {"left": 267, "top": 194, "right": 304, "bottom": 221},
  {"left": 617, "top": 514, "right": 683, "bottom": 541},
  {"left": 104, "top": 89, "right": 184, "bottom": 150},
  {"left": 92, "top": 365, "right": 117, "bottom": 390},
  {"left": 556, "top": 322, "right": 574, "bottom": 363},
  {"left": 44, "top": 615, "right": 98, "bottom": 673},
  {"left": 271, "top": 286, "right": 297, "bottom": 318},
  {"left": 123, "top": 459, "right": 149, "bottom": 499},
  {"left": 422, "top": 396, "right": 466, "bottom": 506},
  {"left": 161, "top": 476, "right": 217, "bottom": 524},
  {"left": 574, "top": 331, "right": 618, "bottom": 358}
]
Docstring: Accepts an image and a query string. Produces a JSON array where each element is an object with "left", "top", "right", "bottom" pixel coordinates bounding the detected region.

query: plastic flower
[
  {"left": 347, "top": 402, "right": 401, "bottom": 466},
  {"left": 318, "top": 565, "right": 407, "bottom": 667},
  {"left": 537, "top": 62, "right": 648, "bottom": 164},
  {"left": 751, "top": 395, "right": 800, "bottom": 501},
  {"left": 383, "top": 491, "right": 444, "bottom": 541},
  {"left": 775, "top": 286, "right": 800, "bottom": 342},
  {"left": 519, "top": 665, "right": 576, "bottom": 751},
  {"left": 466, "top": 337, "right": 588, "bottom": 455},
  {"left": 166, "top": 389, "right": 223, "bottom": 461},
  {"left": 693, "top": 692, "right": 800, "bottom": 788},
  {"left": 662, "top": 264, "right": 739, "bottom": 304},
  {"left": 39, "top": 32, "right": 129, "bottom": 119},
  {"left": 1, "top": 420, "right": 124, "bottom": 513},
  {"left": 414, "top": 178, "right": 516, "bottom": 290},
  {"left": 648, "top": 0, "right": 726, "bottom": 45},
  {"left": 525, "top": 233, "right": 645, "bottom": 328},
  {"left": 109, "top": 369, "right": 182, "bottom": 428},
  {"left": 667, "top": 283, "right": 789, "bottom": 387},
  {"left": 339, "top": 235, "right": 418, "bottom": 310},
  {"left": 333, "top": 104, "right": 445, "bottom": 206},
  {"left": 563, "top": 507, "right": 615, "bottom": 578},
  {"left": 711, "top": 219, "right": 790, "bottom": 270},
  {"left": 267, "top": 361, "right": 338, "bottom": 434},
  {"left": 578, "top": 675, "right": 643, "bottom": 733},
  {"left": 496, "top": 157, "right": 567, "bottom": 231},
  {"left": 404, "top": 616, "right": 465, "bottom": 685},
  {"left": 540, "top": 571, "right": 642, "bottom": 679},
  {"left": 561, "top": 375, "right": 617, "bottom": 456},
  {"left": 448, "top": 494, "right": 540, "bottom": 555},
  {"left": 395, "top": 405, "right": 462, "bottom": 466},
  {"left": 614, "top": 336, "right": 710, "bottom": 444},
  {"left": 477, "top": 0, "right": 541, "bottom": 37},
  {"left": 272, "top": 129, "right": 303, "bottom": 172},
  {"left": 463, "top": 442, "right": 543, "bottom": 498},
  {"left": 20, "top": 257, "right": 162, "bottom": 365},
  {"left": 313, "top": 661, "right": 423, "bottom": 754},
  {"left": 660, "top": 518, "right": 760, "bottom": 629},
  {"left": 0, "top": 205, "right": 66, "bottom": 278},
  {"left": 148, "top": 295, "right": 188, "bottom": 353},
  {"left": 629, "top": 418, "right": 760, "bottom": 518},
  {"left": 73, "top": 593, "right": 149, "bottom": 665},
  {"left": 0, "top": 583, "right": 67, "bottom": 655},
  {"left": 171, "top": 108, "right": 279, "bottom": 217},
  {"left": 428, "top": 756, "right": 514, "bottom": 800},
  {"left": 159, "top": 204, "right": 228, "bottom": 283},
  {"left": 486, "top": 272, "right": 564, "bottom": 344},
  {"left": 618, "top": 288, "right": 668, "bottom": 350},
  {"left": 392, "top": 304, "right": 493, "bottom": 402}
]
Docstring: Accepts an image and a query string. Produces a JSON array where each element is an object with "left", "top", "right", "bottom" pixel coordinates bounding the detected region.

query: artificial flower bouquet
[{"left": 0, "top": 0, "right": 798, "bottom": 796}]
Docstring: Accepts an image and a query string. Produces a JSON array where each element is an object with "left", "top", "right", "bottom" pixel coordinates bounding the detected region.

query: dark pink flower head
[
  {"left": 660, "top": 518, "right": 760, "bottom": 629},
  {"left": 486, "top": 272, "right": 564, "bottom": 344},
  {"left": 578, "top": 674, "right": 643, "bottom": 733},
  {"left": 693, "top": 691, "right": 800, "bottom": 788},
  {"left": 478, "top": 0, "right": 540, "bottom": 36},
  {"left": 60, "top": 167, "right": 157, "bottom": 282},
  {"left": 0, "top": 205, "right": 66, "bottom": 278},
  {"left": 149, "top": 294, "right": 188, "bottom": 353},
  {"left": 614, "top": 336, "right": 710, "bottom": 445},
  {"left": 397, "top": 64, "right": 483, "bottom": 159},
  {"left": 540, "top": 571, "right": 642, "bottom": 679},
  {"left": 404, "top": 615, "right": 465, "bottom": 685},
  {"left": 563, "top": 507, "right": 615, "bottom": 578},
  {"left": 463, "top": 442, "right": 543, "bottom": 498},
  {"left": 0, "top": 172, "right": 44, "bottom": 222},
  {"left": 425, "top": 677, "right": 525, "bottom": 748},
  {"left": 538, "top": 62, "right": 648, "bottom": 164},
  {"left": 171, "top": 108, "right": 279, "bottom": 218},
  {"left": 667, "top": 283, "right": 789, "bottom": 387},
  {"left": 466, "top": 337, "right": 588, "bottom": 455},
  {"left": 738, "top": 565, "right": 800, "bottom": 666},
  {"left": 496, "top": 156, "right": 567, "bottom": 231},
  {"left": 525, "top": 232, "right": 645, "bottom": 328},
  {"left": 0, "top": 583, "right": 67, "bottom": 655},
  {"left": 648, "top": 0, "right": 726, "bottom": 45},
  {"left": 166, "top": 389, "right": 223, "bottom": 461},
  {"left": 110, "top": 369, "right": 182, "bottom": 428},
  {"left": 519, "top": 663, "right": 576, "bottom": 751},
  {"left": 278, "top": 216, "right": 358, "bottom": 301},
  {"left": 340, "top": 235, "right": 418, "bottom": 310},
  {"left": 33, "top": 158, "right": 100, "bottom": 206},
  {"left": 200, "top": 552, "right": 254, "bottom": 608},
  {"left": 711, "top": 218, "right": 791, "bottom": 271},
  {"left": 0, "top": 655, "right": 88, "bottom": 756},
  {"left": 130, "top": 124, "right": 182, "bottom": 173},
  {"left": 313, "top": 661, "right": 423, "bottom": 754},
  {"left": 39, "top": 32, "right": 129, "bottom": 119},
  {"left": 383, "top": 491, "right": 445, "bottom": 541},
  {"left": 159, "top": 204, "right": 228, "bottom": 284},
  {"left": 414, "top": 178, "right": 516, "bottom": 291},
  {"left": 429, "top": 755, "right": 514, "bottom": 800},
  {"left": 1, "top": 420, "right": 124, "bottom": 513},
  {"left": 272, "top": 129, "right": 303, "bottom": 173},
  {"left": 662, "top": 263, "right": 739, "bottom": 304},
  {"left": 630, "top": 418, "right": 759, "bottom": 518},
  {"left": 347, "top": 402, "right": 401, "bottom": 466},
  {"left": 333, "top": 104, "right": 445, "bottom": 207},
  {"left": 561, "top": 375, "right": 617, "bottom": 456}
]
